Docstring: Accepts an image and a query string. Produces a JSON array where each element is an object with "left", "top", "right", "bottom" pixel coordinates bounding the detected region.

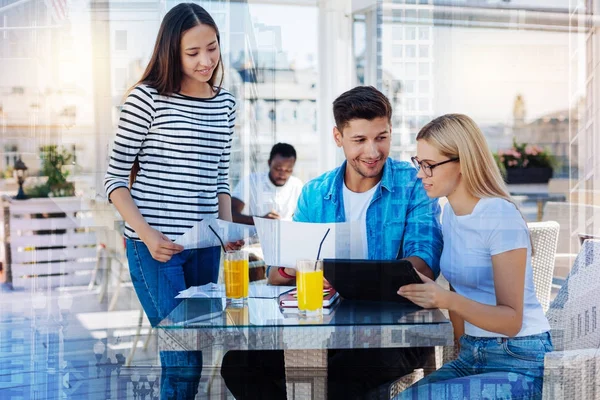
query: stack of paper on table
[
  {"left": 278, "top": 288, "right": 340, "bottom": 308},
  {"left": 278, "top": 288, "right": 341, "bottom": 316}
]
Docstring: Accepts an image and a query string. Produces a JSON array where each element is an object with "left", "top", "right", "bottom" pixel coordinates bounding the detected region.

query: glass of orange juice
[
  {"left": 296, "top": 259, "right": 324, "bottom": 317},
  {"left": 224, "top": 250, "right": 249, "bottom": 307}
]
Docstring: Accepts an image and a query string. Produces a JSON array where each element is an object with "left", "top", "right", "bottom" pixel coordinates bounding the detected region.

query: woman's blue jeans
[
  {"left": 126, "top": 239, "right": 220, "bottom": 400},
  {"left": 396, "top": 332, "right": 553, "bottom": 400}
]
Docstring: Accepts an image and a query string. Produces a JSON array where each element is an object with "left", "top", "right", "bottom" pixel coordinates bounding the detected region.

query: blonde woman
[{"left": 395, "top": 114, "right": 552, "bottom": 400}]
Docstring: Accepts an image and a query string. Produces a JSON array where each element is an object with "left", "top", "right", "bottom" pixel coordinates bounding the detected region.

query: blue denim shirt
[{"left": 293, "top": 158, "right": 443, "bottom": 276}]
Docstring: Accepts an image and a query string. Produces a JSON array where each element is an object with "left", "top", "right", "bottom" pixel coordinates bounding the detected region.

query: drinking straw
[
  {"left": 315, "top": 228, "right": 331, "bottom": 270},
  {"left": 208, "top": 225, "right": 227, "bottom": 253}
]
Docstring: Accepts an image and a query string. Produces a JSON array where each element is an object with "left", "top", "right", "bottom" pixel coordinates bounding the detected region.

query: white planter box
[{"left": 4, "top": 196, "right": 97, "bottom": 289}]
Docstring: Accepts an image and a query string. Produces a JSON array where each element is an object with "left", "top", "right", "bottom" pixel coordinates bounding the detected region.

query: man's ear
[{"left": 333, "top": 126, "right": 343, "bottom": 148}]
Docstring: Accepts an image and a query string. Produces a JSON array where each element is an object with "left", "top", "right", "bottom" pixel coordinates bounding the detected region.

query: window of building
[
  {"left": 418, "top": 115, "right": 430, "bottom": 128},
  {"left": 403, "top": 80, "right": 416, "bottom": 94},
  {"left": 392, "top": 45, "right": 403, "bottom": 58},
  {"left": 115, "top": 30, "right": 127, "bottom": 51},
  {"left": 114, "top": 68, "right": 127, "bottom": 91},
  {"left": 418, "top": 9, "right": 432, "bottom": 20},
  {"left": 392, "top": 25, "right": 403, "bottom": 40}
]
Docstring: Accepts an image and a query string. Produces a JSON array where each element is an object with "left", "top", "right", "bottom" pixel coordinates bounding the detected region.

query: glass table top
[{"left": 158, "top": 297, "right": 449, "bottom": 329}]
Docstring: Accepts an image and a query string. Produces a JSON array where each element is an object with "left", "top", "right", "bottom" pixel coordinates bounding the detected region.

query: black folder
[{"left": 323, "top": 259, "right": 423, "bottom": 304}]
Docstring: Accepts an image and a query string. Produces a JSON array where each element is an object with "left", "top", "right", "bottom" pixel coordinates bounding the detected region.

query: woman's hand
[
  {"left": 139, "top": 227, "right": 184, "bottom": 262},
  {"left": 397, "top": 271, "right": 451, "bottom": 309}
]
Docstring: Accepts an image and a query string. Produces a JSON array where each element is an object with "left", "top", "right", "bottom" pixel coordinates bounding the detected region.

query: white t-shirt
[
  {"left": 231, "top": 172, "right": 303, "bottom": 221},
  {"left": 342, "top": 182, "right": 380, "bottom": 259},
  {"left": 440, "top": 197, "right": 550, "bottom": 337}
]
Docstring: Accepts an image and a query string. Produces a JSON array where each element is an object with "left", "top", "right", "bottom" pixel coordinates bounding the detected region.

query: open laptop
[{"left": 323, "top": 259, "right": 422, "bottom": 304}]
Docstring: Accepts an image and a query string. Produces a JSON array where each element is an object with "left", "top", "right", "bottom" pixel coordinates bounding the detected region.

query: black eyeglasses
[{"left": 411, "top": 156, "right": 460, "bottom": 178}]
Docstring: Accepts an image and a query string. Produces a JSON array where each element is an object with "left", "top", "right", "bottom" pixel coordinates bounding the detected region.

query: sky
[
  {"left": 2, "top": 0, "right": 582, "bottom": 126},
  {"left": 253, "top": 3, "right": 580, "bottom": 123},
  {"left": 430, "top": 26, "right": 580, "bottom": 124},
  {"left": 247, "top": 3, "right": 319, "bottom": 70}
]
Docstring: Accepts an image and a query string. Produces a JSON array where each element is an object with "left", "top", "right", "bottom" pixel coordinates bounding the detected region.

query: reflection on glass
[{"left": 225, "top": 305, "right": 249, "bottom": 326}]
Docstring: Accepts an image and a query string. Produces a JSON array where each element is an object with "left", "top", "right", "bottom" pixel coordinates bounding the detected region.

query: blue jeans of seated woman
[
  {"left": 126, "top": 239, "right": 220, "bottom": 400},
  {"left": 396, "top": 332, "right": 553, "bottom": 400}
]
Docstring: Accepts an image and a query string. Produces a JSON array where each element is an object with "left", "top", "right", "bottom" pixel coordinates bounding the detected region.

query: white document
[
  {"left": 175, "top": 218, "right": 257, "bottom": 250},
  {"left": 253, "top": 218, "right": 362, "bottom": 268}
]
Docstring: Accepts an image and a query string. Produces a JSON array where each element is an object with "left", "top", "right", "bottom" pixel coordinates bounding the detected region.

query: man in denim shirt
[{"left": 222, "top": 86, "right": 443, "bottom": 399}]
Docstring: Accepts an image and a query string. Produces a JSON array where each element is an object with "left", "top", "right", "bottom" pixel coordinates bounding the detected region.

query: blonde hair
[
  {"left": 417, "top": 114, "right": 533, "bottom": 249},
  {"left": 417, "top": 114, "right": 512, "bottom": 201}
]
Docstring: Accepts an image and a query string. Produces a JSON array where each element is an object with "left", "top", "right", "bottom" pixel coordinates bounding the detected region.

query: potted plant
[
  {"left": 25, "top": 145, "right": 75, "bottom": 198},
  {"left": 495, "top": 139, "right": 556, "bottom": 184}
]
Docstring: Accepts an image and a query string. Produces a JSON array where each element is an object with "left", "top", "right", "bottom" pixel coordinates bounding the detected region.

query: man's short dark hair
[
  {"left": 269, "top": 142, "right": 297, "bottom": 161},
  {"left": 332, "top": 86, "right": 392, "bottom": 132}
]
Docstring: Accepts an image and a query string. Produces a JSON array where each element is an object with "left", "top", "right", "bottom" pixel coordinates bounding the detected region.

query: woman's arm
[
  {"left": 218, "top": 193, "right": 233, "bottom": 222},
  {"left": 110, "top": 188, "right": 183, "bottom": 262},
  {"left": 110, "top": 188, "right": 151, "bottom": 236},
  {"left": 448, "top": 285, "right": 464, "bottom": 349},
  {"left": 399, "top": 248, "right": 526, "bottom": 337}
]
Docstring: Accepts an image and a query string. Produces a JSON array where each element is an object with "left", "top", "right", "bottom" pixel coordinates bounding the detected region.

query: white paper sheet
[
  {"left": 174, "top": 218, "right": 257, "bottom": 250},
  {"left": 176, "top": 283, "right": 225, "bottom": 299},
  {"left": 253, "top": 218, "right": 362, "bottom": 268}
]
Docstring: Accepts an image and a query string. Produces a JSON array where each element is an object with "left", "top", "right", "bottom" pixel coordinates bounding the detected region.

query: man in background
[{"left": 231, "top": 142, "right": 303, "bottom": 225}]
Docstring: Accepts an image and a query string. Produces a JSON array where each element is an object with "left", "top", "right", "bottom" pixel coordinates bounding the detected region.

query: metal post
[
  {"left": 318, "top": 0, "right": 353, "bottom": 174},
  {"left": 1, "top": 197, "right": 12, "bottom": 290},
  {"left": 91, "top": 0, "right": 112, "bottom": 198}
]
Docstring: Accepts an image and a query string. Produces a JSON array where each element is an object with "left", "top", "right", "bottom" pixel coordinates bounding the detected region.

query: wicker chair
[
  {"left": 388, "top": 221, "right": 560, "bottom": 399},
  {"left": 528, "top": 221, "right": 560, "bottom": 313},
  {"left": 542, "top": 202, "right": 600, "bottom": 280},
  {"left": 543, "top": 239, "right": 600, "bottom": 399}
]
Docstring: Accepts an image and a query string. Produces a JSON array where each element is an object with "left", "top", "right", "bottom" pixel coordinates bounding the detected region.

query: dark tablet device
[{"left": 322, "top": 259, "right": 423, "bottom": 304}]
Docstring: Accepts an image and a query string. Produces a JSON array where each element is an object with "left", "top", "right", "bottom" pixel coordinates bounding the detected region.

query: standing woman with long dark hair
[{"left": 104, "top": 4, "right": 236, "bottom": 398}]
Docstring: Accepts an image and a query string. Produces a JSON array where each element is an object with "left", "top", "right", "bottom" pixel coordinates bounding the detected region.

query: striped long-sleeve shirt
[{"left": 104, "top": 84, "right": 236, "bottom": 241}]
